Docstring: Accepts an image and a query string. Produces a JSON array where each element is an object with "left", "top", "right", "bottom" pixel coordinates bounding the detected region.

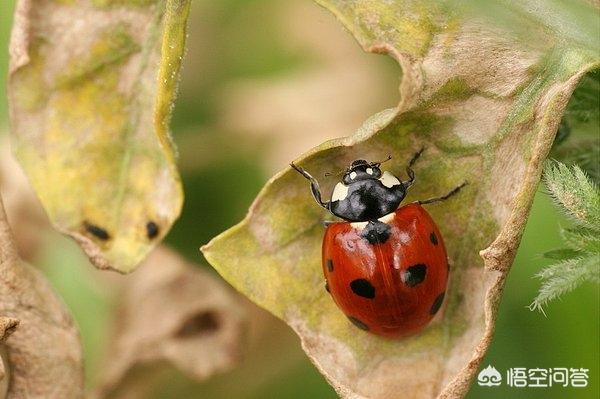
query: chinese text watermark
[{"left": 477, "top": 365, "right": 590, "bottom": 388}]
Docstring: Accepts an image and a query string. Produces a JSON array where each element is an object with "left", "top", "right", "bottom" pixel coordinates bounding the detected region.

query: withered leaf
[
  {"left": 202, "top": 1, "right": 600, "bottom": 398},
  {"left": 0, "top": 140, "right": 48, "bottom": 261},
  {"left": 94, "top": 246, "right": 246, "bottom": 399},
  {"left": 0, "top": 197, "right": 83, "bottom": 398},
  {"left": 8, "top": 0, "right": 191, "bottom": 273}
]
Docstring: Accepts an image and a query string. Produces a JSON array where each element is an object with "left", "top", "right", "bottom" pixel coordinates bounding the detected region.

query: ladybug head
[
  {"left": 341, "top": 158, "right": 386, "bottom": 185},
  {"left": 291, "top": 154, "right": 404, "bottom": 222},
  {"left": 328, "top": 155, "right": 405, "bottom": 221}
]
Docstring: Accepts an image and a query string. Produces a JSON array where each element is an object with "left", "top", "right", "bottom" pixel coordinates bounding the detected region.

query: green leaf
[
  {"left": 550, "top": 70, "right": 600, "bottom": 182},
  {"left": 7, "top": 0, "right": 190, "bottom": 273},
  {"left": 530, "top": 255, "right": 599, "bottom": 312},
  {"left": 561, "top": 226, "right": 600, "bottom": 253},
  {"left": 544, "top": 161, "right": 600, "bottom": 230},
  {"left": 562, "top": 70, "right": 600, "bottom": 125},
  {"left": 533, "top": 160, "right": 599, "bottom": 311},
  {"left": 542, "top": 248, "right": 583, "bottom": 260},
  {"left": 203, "top": 1, "right": 600, "bottom": 397},
  {"left": 551, "top": 137, "right": 600, "bottom": 183}
]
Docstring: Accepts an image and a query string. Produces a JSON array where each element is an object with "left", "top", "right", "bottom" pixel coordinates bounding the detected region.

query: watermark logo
[
  {"left": 477, "top": 365, "right": 502, "bottom": 387},
  {"left": 477, "top": 366, "right": 590, "bottom": 388}
]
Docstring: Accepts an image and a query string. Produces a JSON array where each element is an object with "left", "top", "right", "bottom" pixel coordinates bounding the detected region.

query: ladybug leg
[
  {"left": 322, "top": 220, "right": 336, "bottom": 227},
  {"left": 290, "top": 163, "right": 331, "bottom": 210},
  {"left": 417, "top": 181, "right": 467, "bottom": 205},
  {"left": 402, "top": 147, "right": 425, "bottom": 189}
]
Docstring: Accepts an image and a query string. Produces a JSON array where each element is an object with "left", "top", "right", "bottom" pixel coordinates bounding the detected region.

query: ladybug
[{"left": 291, "top": 149, "right": 465, "bottom": 338}]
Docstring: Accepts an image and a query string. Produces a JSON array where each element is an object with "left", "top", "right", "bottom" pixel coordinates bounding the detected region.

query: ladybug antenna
[{"left": 370, "top": 155, "right": 392, "bottom": 167}]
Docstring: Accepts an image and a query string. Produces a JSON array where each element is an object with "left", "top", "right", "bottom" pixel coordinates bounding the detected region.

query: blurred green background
[{"left": 0, "top": 1, "right": 597, "bottom": 398}]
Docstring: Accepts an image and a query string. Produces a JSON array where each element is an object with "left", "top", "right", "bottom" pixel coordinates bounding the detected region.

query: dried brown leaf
[
  {"left": 94, "top": 246, "right": 246, "bottom": 399},
  {"left": 0, "top": 140, "right": 48, "bottom": 261},
  {"left": 0, "top": 197, "right": 83, "bottom": 398}
]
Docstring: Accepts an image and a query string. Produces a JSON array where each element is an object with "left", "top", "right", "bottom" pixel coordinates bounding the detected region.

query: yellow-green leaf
[
  {"left": 202, "top": 1, "right": 599, "bottom": 397},
  {"left": 8, "top": 0, "right": 190, "bottom": 273}
]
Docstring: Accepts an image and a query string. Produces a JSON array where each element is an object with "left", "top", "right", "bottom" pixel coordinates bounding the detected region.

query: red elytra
[{"left": 322, "top": 203, "right": 448, "bottom": 338}]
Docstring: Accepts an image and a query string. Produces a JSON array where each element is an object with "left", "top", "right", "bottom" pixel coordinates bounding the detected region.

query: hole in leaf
[{"left": 175, "top": 311, "right": 220, "bottom": 339}]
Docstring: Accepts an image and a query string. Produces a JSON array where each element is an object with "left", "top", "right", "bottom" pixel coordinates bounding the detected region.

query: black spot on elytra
[
  {"left": 347, "top": 316, "right": 369, "bottom": 331},
  {"left": 146, "top": 221, "right": 160, "bottom": 239},
  {"left": 430, "top": 292, "right": 446, "bottom": 315},
  {"left": 326, "top": 259, "right": 334, "bottom": 272},
  {"left": 325, "top": 280, "right": 330, "bottom": 293},
  {"left": 84, "top": 222, "right": 110, "bottom": 241},
  {"left": 361, "top": 220, "right": 391, "bottom": 244},
  {"left": 350, "top": 279, "right": 375, "bottom": 299},
  {"left": 402, "top": 264, "right": 427, "bottom": 287},
  {"left": 430, "top": 232, "right": 438, "bottom": 245}
]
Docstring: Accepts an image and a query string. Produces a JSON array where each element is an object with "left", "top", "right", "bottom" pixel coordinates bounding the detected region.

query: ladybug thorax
[{"left": 329, "top": 161, "right": 407, "bottom": 222}]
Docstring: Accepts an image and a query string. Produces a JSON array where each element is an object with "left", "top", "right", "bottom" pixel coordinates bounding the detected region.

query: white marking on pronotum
[
  {"left": 350, "top": 171, "right": 357, "bottom": 180},
  {"left": 331, "top": 182, "right": 349, "bottom": 202},
  {"left": 379, "top": 171, "right": 401, "bottom": 188},
  {"left": 366, "top": 167, "right": 373, "bottom": 175}
]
